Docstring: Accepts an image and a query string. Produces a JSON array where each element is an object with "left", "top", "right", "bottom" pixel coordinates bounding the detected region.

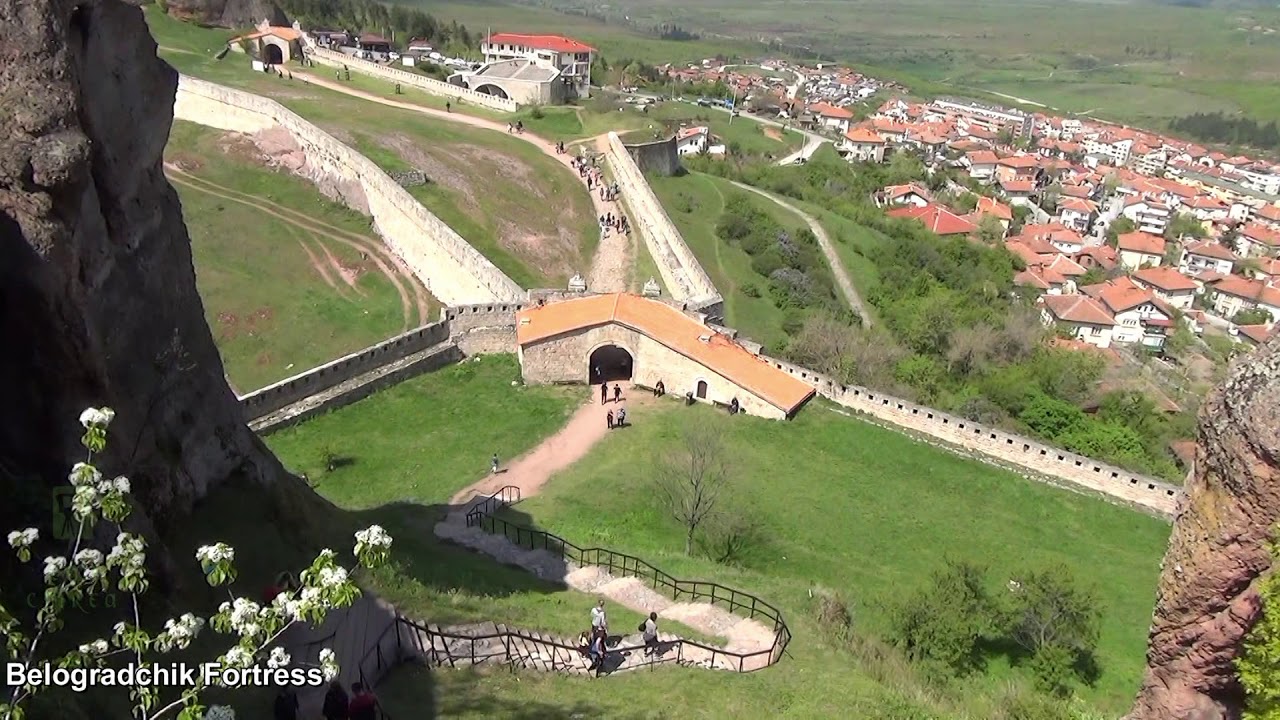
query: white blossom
[
  {"left": 78, "top": 407, "right": 115, "bottom": 429},
  {"left": 43, "top": 556, "right": 67, "bottom": 581},
  {"left": 354, "top": 525, "right": 393, "bottom": 549},
  {"left": 223, "top": 646, "right": 253, "bottom": 669},
  {"left": 203, "top": 705, "right": 236, "bottom": 720},
  {"left": 318, "top": 567, "right": 348, "bottom": 588},
  {"left": 271, "top": 591, "right": 303, "bottom": 621},
  {"left": 69, "top": 462, "right": 102, "bottom": 488},
  {"left": 111, "top": 476, "right": 131, "bottom": 494},
  {"left": 160, "top": 613, "right": 204, "bottom": 650},
  {"left": 267, "top": 646, "right": 291, "bottom": 669},
  {"left": 8, "top": 528, "right": 37, "bottom": 548},
  {"left": 318, "top": 648, "right": 339, "bottom": 682},
  {"left": 113, "top": 622, "right": 128, "bottom": 637},
  {"left": 71, "top": 484, "right": 100, "bottom": 520},
  {"left": 78, "top": 639, "right": 109, "bottom": 656},
  {"left": 74, "top": 549, "right": 104, "bottom": 569},
  {"left": 196, "top": 543, "right": 234, "bottom": 565},
  {"left": 229, "top": 598, "right": 260, "bottom": 635}
]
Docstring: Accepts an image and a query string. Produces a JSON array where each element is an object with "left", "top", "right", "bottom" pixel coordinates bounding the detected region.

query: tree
[
  {"left": 977, "top": 214, "right": 1006, "bottom": 244},
  {"left": 1003, "top": 566, "right": 1101, "bottom": 695},
  {"left": 1078, "top": 266, "right": 1108, "bottom": 287},
  {"left": 656, "top": 421, "right": 732, "bottom": 555},
  {"left": 1165, "top": 212, "right": 1207, "bottom": 241},
  {"left": 0, "top": 408, "right": 394, "bottom": 720},
  {"left": 892, "top": 558, "right": 996, "bottom": 676},
  {"left": 1106, "top": 217, "right": 1136, "bottom": 246},
  {"left": 1235, "top": 308, "right": 1276, "bottom": 326},
  {"left": 1238, "top": 527, "right": 1280, "bottom": 718}
]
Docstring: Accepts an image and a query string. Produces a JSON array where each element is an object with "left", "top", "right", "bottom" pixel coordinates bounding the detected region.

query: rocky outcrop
[
  {"left": 1129, "top": 336, "right": 1280, "bottom": 720},
  {"left": 0, "top": 0, "right": 299, "bottom": 538},
  {"left": 164, "top": 0, "right": 287, "bottom": 29}
]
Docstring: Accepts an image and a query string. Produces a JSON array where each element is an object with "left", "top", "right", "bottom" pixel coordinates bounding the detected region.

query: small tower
[{"left": 642, "top": 277, "right": 661, "bottom": 297}]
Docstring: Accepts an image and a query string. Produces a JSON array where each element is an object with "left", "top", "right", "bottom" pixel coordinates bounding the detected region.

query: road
[{"left": 728, "top": 180, "right": 872, "bottom": 327}]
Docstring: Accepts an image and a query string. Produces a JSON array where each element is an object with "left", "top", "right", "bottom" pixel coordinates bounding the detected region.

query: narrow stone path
[
  {"left": 728, "top": 180, "right": 873, "bottom": 327},
  {"left": 291, "top": 72, "right": 629, "bottom": 292},
  {"left": 436, "top": 387, "right": 778, "bottom": 672}
]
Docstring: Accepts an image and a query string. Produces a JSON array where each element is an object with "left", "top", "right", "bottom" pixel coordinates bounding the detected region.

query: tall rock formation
[
  {"left": 164, "top": 0, "right": 288, "bottom": 29},
  {"left": 1129, "top": 336, "right": 1280, "bottom": 720},
  {"left": 0, "top": 0, "right": 297, "bottom": 538}
]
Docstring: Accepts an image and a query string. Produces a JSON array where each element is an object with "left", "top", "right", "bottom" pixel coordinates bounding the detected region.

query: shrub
[{"left": 891, "top": 558, "right": 995, "bottom": 677}]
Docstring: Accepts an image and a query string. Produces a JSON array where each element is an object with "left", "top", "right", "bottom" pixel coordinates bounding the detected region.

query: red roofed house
[
  {"left": 809, "top": 102, "right": 855, "bottom": 134},
  {"left": 1039, "top": 295, "right": 1116, "bottom": 348},
  {"left": 515, "top": 293, "right": 815, "bottom": 419},
  {"left": 879, "top": 183, "right": 932, "bottom": 208},
  {"left": 675, "top": 126, "right": 710, "bottom": 156},
  {"left": 1018, "top": 223, "right": 1085, "bottom": 254},
  {"left": 481, "top": 32, "right": 596, "bottom": 100},
  {"left": 1236, "top": 223, "right": 1280, "bottom": 259},
  {"left": 886, "top": 203, "right": 977, "bottom": 237},
  {"left": 1236, "top": 323, "right": 1279, "bottom": 348},
  {"left": 1252, "top": 257, "right": 1280, "bottom": 284},
  {"left": 1208, "top": 275, "right": 1280, "bottom": 324},
  {"left": 965, "top": 151, "right": 999, "bottom": 182},
  {"left": 1082, "top": 277, "right": 1172, "bottom": 348},
  {"left": 1178, "top": 240, "right": 1237, "bottom": 276},
  {"left": 231, "top": 22, "right": 304, "bottom": 64},
  {"left": 1116, "top": 231, "right": 1167, "bottom": 270},
  {"left": 973, "top": 195, "right": 1013, "bottom": 231},
  {"left": 840, "top": 127, "right": 887, "bottom": 163},
  {"left": 998, "top": 178, "right": 1036, "bottom": 206},
  {"left": 1132, "top": 266, "right": 1198, "bottom": 310},
  {"left": 1256, "top": 203, "right": 1280, "bottom": 228},
  {"left": 1058, "top": 196, "right": 1097, "bottom": 234}
]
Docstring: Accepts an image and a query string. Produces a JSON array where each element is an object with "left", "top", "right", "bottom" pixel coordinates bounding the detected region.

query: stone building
[
  {"left": 515, "top": 293, "right": 814, "bottom": 419},
  {"left": 230, "top": 22, "right": 304, "bottom": 65}
]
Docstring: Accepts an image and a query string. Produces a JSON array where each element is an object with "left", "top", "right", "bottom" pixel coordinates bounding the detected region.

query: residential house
[
  {"left": 1039, "top": 295, "right": 1116, "bottom": 349},
  {"left": 1120, "top": 196, "right": 1172, "bottom": 235},
  {"left": 1082, "top": 277, "right": 1172, "bottom": 349},
  {"left": 879, "top": 183, "right": 932, "bottom": 208},
  {"left": 1058, "top": 197, "right": 1097, "bottom": 234},
  {"left": 481, "top": 33, "right": 596, "bottom": 99},
  {"left": 1178, "top": 240, "right": 1238, "bottom": 276},
  {"left": 1075, "top": 245, "right": 1119, "bottom": 271},
  {"left": 1116, "top": 231, "right": 1166, "bottom": 269},
  {"left": 1237, "top": 324, "right": 1279, "bottom": 348},
  {"left": 973, "top": 196, "right": 1013, "bottom": 233},
  {"left": 1208, "top": 275, "right": 1280, "bottom": 323},
  {"left": 1129, "top": 145, "right": 1168, "bottom": 176},
  {"left": 1019, "top": 223, "right": 1086, "bottom": 255},
  {"left": 995, "top": 155, "right": 1039, "bottom": 186},
  {"left": 1081, "top": 135, "right": 1133, "bottom": 167},
  {"left": 840, "top": 127, "right": 887, "bottom": 163},
  {"left": 1182, "top": 194, "right": 1230, "bottom": 226},
  {"left": 676, "top": 126, "right": 710, "bottom": 156},
  {"left": 1235, "top": 223, "right": 1280, "bottom": 258},
  {"left": 809, "top": 102, "right": 854, "bottom": 134},
  {"left": 1132, "top": 266, "right": 1198, "bottom": 310},
  {"left": 965, "top": 151, "right": 999, "bottom": 183},
  {"left": 886, "top": 203, "right": 977, "bottom": 237},
  {"left": 1252, "top": 257, "right": 1280, "bottom": 284},
  {"left": 1255, "top": 203, "right": 1280, "bottom": 228},
  {"left": 870, "top": 118, "right": 908, "bottom": 144},
  {"left": 1239, "top": 164, "right": 1280, "bottom": 197},
  {"left": 999, "top": 178, "right": 1036, "bottom": 207}
]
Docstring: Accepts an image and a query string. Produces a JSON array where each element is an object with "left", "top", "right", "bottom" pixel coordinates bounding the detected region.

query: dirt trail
[
  {"left": 291, "top": 72, "right": 629, "bottom": 292},
  {"left": 166, "top": 166, "right": 428, "bottom": 328},
  {"left": 295, "top": 233, "right": 344, "bottom": 296},
  {"left": 728, "top": 180, "right": 873, "bottom": 327}
]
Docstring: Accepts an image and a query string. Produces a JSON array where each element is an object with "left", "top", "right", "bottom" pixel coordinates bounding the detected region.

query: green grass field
[
  {"left": 647, "top": 171, "right": 811, "bottom": 350},
  {"left": 481, "top": 398, "right": 1169, "bottom": 716},
  {"left": 165, "top": 120, "right": 432, "bottom": 392},
  {"left": 148, "top": 8, "right": 598, "bottom": 290}
]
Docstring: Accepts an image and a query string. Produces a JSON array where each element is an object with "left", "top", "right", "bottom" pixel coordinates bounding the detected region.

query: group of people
[
  {"left": 578, "top": 600, "right": 662, "bottom": 676},
  {"left": 271, "top": 680, "right": 380, "bottom": 720},
  {"left": 597, "top": 181, "right": 620, "bottom": 203},
  {"left": 554, "top": 140, "right": 568, "bottom": 155},
  {"left": 506, "top": 120, "right": 525, "bottom": 134},
  {"left": 598, "top": 211, "right": 630, "bottom": 238}
]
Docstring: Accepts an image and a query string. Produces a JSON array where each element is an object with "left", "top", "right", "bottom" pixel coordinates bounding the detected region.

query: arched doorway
[
  {"left": 589, "top": 345, "right": 633, "bottom": 384},
  {"left": 264, "top": 43, "right": 284, "bottom": 65},
  {"left": 473, "top": 83, "right": 510, "bottom": 99},
  {"left": 695, "top": 380, "right": 708, "bottom": 399}
]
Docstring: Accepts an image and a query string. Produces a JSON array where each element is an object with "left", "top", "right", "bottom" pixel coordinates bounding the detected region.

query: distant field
[{"left": 166, "top": 121, "right": 431, "bottom": 392}]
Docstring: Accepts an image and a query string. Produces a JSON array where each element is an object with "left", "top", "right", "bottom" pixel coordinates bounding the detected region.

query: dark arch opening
[
  {"left": 695, "top": 380, "right": 708, "bottom": 399},
  {"left": 474, "top": 83, "right": 510, "bottom": 99},
  {"left": 264, "top": 43, "right": 284, "bottom": 65},
  {"left": 589, "top": 345, "right": 633, "bottom": 384}
]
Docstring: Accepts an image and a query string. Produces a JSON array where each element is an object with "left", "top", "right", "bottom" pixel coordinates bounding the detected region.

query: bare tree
[{"left": 656, "top": 422, "right": 732, "bottom": 555}]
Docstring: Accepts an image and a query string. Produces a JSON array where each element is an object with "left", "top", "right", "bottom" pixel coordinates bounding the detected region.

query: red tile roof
[
  {"left": 1239, "top": 324, "right": 1278, "bottom": 345},
  {"left": 843, "top": 127, "right": 885, "bottom": 144},
  {"left": 1082, "top": 278, "right": 1158, "bottom": 313},
  {"left": 487, "top": 33, "right": 596, "bottom": 53},
  {"left": 1184, "top": 240, "right": 1237, "bottom": 262},
  {"left": 1257, "top": 204, "right": 1280, "bottom": 223},
  {"left": 809, "top": 102, "right": 854, "bottom": 119},
  {"left": 1041, "top": 294, "right": 1116, "bottom": 326},
  {"left": 967, "top": 150, "right": 999, "bottom": 166},
  {"left": 1242, "top": 223, "right": 1280, "bottom": 248},
  {"left": 1000, "top": 179, "right": 1035, "bottom": 194},
  {"left": 1255, "top": 257, "right": 1280, "bottom": 278},
  {"left": 1133, "top": 266, "right": 1197, "bottom": 292},
  {"left": 998, "top": 155, "right": 1039, "bottom": 169},
  {"left": 1213, "top": 276, "right": 1280, "bottom": 306},
  {"left": 1059, "top": 197, "right": 1096, "bottom": 214},
  {"left": 1116, "top": 231, "right": 1166, "bottom": 256},
  {"left": 886, "top": 203, "right": 977, "bottom": 236},
  {"left": 974, "top": 195, "right": 1013, "bottom": 221},
  {"left": 1045, "top": 254, "right": 1087, "bottom": 277},
  {"left": 884, "top": 183, "right": 931, "bottom": 201},
  {"left": 515, "top": 294, "right": 814, "bottom": 413}
]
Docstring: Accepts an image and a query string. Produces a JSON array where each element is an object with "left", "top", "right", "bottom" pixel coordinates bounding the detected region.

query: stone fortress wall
[
  {"left": 759, "top": 354, "right": 1181, "bottom": 517},
  {"left": 173, "top": 75, "right": 523, "bottom": 306},
  {"left": 605, "top": 132, "right": 723, "bottom": 315},
  {"left": 306, "top": 47, "right": 520, "bottom": 113},
  {"left": 622, "top": 135, "right": 682, "bottom": 177}
]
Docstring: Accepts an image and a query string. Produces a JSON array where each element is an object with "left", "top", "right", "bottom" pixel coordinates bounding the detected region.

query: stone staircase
[{"left": 250, "top": 341, "right": 461, "bottom": 433}]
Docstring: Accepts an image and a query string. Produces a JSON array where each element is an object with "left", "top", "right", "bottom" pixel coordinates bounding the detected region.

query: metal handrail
[{"left": 459, "top": 487, "right": 791, "bottom": 671}]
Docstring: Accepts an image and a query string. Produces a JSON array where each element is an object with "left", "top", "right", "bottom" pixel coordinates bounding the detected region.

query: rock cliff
[
  {"left": 164, "top": 0, "right": 288, "bottom": 29},
  {"left": 1129, "top": 336, "right": 1280, "bottom": 720},
  {"left": 0, "top": 0, "right": 298, "bottom": 538}
]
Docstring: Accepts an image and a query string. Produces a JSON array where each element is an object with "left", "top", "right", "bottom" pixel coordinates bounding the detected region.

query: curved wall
[
  {"left": 173, "top": 75, "right": 523, "bottom": 306},
  {"left": 307, "top": 47, "right": 520, "bottom": 113},
  {"left": 623, "top": 136, "right": 682, "bottom": 177}
]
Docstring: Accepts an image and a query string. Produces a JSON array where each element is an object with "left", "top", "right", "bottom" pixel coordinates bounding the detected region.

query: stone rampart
[
  {"left": 605, "top": 132, "right": 722, "bottom": 310},
  {"left": 240, "top": 322, "right": 450, "bottom": 420},
  {"left": 758, "top": 354, "right": 1182, "bottom": 517},
  {"left": 173, "top": 75, "right": 524, "bottom": 305},
  {"left": 307, "top": 47, "right": 520, "bottom": 113},
  {"left": 444, "top": 303, "right": 522, "bottom": 354},
  {"left": 623, "top": 136, "right": 682, "bottom": 177}
]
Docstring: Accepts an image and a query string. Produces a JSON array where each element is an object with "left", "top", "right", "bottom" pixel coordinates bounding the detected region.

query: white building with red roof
[
  {"left": 886, "top": 204, "right": 977, "bottom": 237},
  {"left": 1132, "top": 266, "right": 1198, "bottom": 310},
  {"left": 1116, "top": 231, "right": 1167, "bottom": 269},
  {"left": 1039, "top": 295, "right": 1117, "bottom": 348},
  {"left": 1179, "top": 240, "right": 1238, "bottom": 276},
  {"left": 809, "top": 102, "right": 854, "bottom": 134},
  {"left": 479, "top": 32, "right": 596, "bottom": 100}
]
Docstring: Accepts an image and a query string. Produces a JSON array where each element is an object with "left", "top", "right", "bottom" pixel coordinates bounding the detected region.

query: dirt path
[
  {"left": 292, "top": 72, "right": 629, "bottom": 292},
  {"left": 167, "top": 166, "right": 429, "bottom": 328},
  {"left": 728, "top": 180, "right": 873, "bottom": 327}
]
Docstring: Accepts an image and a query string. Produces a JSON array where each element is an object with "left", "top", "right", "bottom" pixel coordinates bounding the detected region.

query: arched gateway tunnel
[{"left": 515, "top": 293, "right": 815, "bottom": 420}]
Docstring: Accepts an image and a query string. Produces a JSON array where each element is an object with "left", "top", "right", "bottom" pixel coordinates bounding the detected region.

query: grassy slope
[
  {"left": 166, "top": 120, "right": 420, "bottom": 391},
  {"left": 148, "top": 8, "right": 597, "bottom": 290},
  {"left": 647, "top": 171, "right": 810, "bottom": 350},
  {"left": 488, "top": 399, "right": 1170, "bottom": 715}
]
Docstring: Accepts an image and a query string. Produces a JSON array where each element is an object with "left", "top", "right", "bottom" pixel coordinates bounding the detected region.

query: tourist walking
[
  {"left": 347, "top": 683, "right": 380, "bottom": 720},
  {"left": 322, "top": 681, "right": 349, "bottom": 720},
  {"left": 600, "top": 382, "right": 608, "bottom": 405},
  {"left": 654, "top": 380, "right": 665, "bottom": 397},
  {"left": 606, "top": 409, "right": 614, "bottom": 430},
  {"left": 491, "top": 453, "right": 500, "bottom": 474},
  {"left": 588, "top": 628, "right": 607, "bottom": 676},
  {"left": 591, "top": 598, "right": 607, "bottom": 636},
  {"left": 613, "top": 384, "right": 622, "bottom": 403},
  {"left": 616, "top": 407, "right": 627, "bottom": 428},
  {"left": 446, "top": 101, "right": 451, "bottom": 113},
  {"left": 642, "top": 612, "right": 660, "bottom": 657}
]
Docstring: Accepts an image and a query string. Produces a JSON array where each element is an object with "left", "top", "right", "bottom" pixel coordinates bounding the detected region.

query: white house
[
  {"left": 1116, "top": 231, "right": 1167, "bottom": 269},
  {"left": 480, "top": 32, "right": 595, "bottom": 99},
  {"left": 965, "top": 151, "right": 999, "bottom": 183},
  {"left": 1132, "top": 266, "right": 1198, "bottom": 311},
  {"left": 1083, "top": 278, "right": 1171, "bottom": 349},
  {"left": 1235, "top": 223, "right": 1280, "bottom": 259},
  {"left": 676, "top": 126, "right": 709, "bottom": 156},
  {"left": 809, "top": 102, "right": 854, "bottom": 134},
  {"left": 1209, "top": 275, "right": 1280, "bottom": 323},
  {"left": 840, "top": 127, "right": 887, "bottom": 163},
  {"left": 880, "top": 183, "right": 932, "bottom": 208},
  {"left": 1039, "top": 294, "right": 1116, "bottom": 349},
  {"left": 1121, "top": 197, "right": 1172, "bottom": 236},
  {"left": 1179, "top": 240, "right": 1237, "bottom": 276},
  {"left": 1058, "top": 197, "right": 1097, "bottom": 234}
]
